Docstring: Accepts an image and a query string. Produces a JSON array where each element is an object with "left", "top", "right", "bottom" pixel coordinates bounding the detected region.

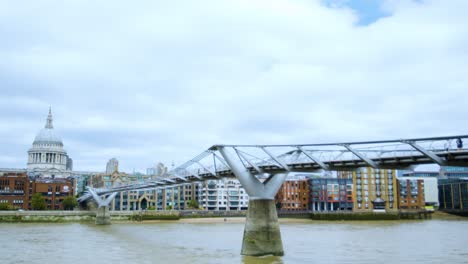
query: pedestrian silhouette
[{"left": 456, "top": 138, "right": 463, "bottom": 150}]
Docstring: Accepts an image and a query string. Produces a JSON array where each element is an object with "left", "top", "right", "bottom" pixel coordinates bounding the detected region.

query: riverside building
[
  {"left": 0, "top": 171, "right": 74, "bottom": 210},
  {"left": 156, "top": 184, "right": 198, "bottom": 210},
  {"left": 308, "top": 177, "right": 353, "bottom": 211},
  {"left": 198, "top": 179, "right": 249, "bottom": 211},
  {"left": 351, "top": 168, "right": 398, "bottom": 212},
  {"left": 438, "top": 178, "right": 468, "bottom": 211},
  {"left": 0, "top": 172, "right": 31, "bottom": 210},
  {"left": 275, "top": 176, "right": 309, "bottom": 211},
  {"left": 397, "top": 178, "right": 425, "bottom": 210}
]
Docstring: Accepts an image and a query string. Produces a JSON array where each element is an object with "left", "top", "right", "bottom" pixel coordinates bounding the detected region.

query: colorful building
[{"left": 308, "top": 177, "right": 353, "bottom": 211}]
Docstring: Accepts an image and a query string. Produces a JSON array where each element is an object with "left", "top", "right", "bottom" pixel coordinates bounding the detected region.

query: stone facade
[{"left": 27, "top": 109, "right": 72, "bottom": 178}]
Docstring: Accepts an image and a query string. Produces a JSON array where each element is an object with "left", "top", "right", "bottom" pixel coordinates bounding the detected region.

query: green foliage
[
  {"left": 62, "top": 196, "right": 78, "bottom": 210},
  {"left": 166, "top": 205, "right": 173, "bottom": 210},
  {"left": 131, "top": 214, "right": 180, "bottom": 221},
  {"left": 147, "top": 206, "right": 156, "bottom": 210},
  {"left": 31, "top": 193, "right": 47, "bottom": 210},
  {"left": 0, "top": 202, "right": 13, "bottom": 211},
  {"left": 187, "top": 200, "right": 199, "bottom": 209}
]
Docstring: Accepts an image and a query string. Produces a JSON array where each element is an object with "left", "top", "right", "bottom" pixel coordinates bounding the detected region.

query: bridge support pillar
[
  {"left": 218, "top": 147, "right": 288, "bottom": 256},
  {"left": 96, "top": 205, "right": 111, "bottom": 225},
  {"left": 87, "top": 188, "right": 117, "bottom": 225},
  {"left": 242, "top": 199, "right": 283, "bottom": 256}
]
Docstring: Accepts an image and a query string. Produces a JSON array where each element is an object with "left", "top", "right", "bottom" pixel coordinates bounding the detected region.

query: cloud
[{"left": 0, "top": 0, "right": 467, "bottom": 172}]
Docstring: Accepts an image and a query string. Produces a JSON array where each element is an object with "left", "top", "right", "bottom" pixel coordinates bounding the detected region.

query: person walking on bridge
[{"left": 456, "top": 138, "right": 463, "bottom": 150}]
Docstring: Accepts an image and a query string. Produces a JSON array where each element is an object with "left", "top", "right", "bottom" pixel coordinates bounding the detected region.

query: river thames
[{"left": 1, "top": 219, "right": 467, "bottom": 264}]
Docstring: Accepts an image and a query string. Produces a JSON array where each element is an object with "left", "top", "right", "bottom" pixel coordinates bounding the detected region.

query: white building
[
  {"left": 27, "top": 108, "right": 72, "bottom": 178},
  {"left": 198, "top": 179, "right": 249, "bottom": 211}
]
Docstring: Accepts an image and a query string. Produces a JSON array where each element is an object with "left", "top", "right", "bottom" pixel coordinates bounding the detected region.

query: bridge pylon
[
  {"left": 218, "top": 147, "right": 287, "bottom": 256},
  {"left": 88, "top": 188, "right": 118, "bottom": 225}
]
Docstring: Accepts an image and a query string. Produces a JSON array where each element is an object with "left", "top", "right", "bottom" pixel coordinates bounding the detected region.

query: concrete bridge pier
[
  {"left": 242, "top": 199, "right": 283, "bottom": 256},
  {"left": 96, "top": 205, "right": 111, "bottom": 225},
  {"left": 219, "top": 147, "right": 287, "bottom": 256},
  {"left": 88, "top": 188, "right": 117, "bottom": 225}
]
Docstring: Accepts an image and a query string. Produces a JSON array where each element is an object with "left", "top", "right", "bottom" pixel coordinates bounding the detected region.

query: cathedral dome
[
  {"left": 27, "top": 108, "right": 70, "bottom": 175},
  {"left": 32, "top": 108, "right": 63, "bottom": 147},
  {"left": 33, "top": 128, "right": 63, "bottom": 146}
]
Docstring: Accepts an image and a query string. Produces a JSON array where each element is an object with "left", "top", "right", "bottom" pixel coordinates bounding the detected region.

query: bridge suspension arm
[
  {"left": 297, "top": 147, "right": 329, "bottom": 170},
  {"left": 402, "top": 140, "right": 447, "bottom": 166},
  {"left": 341, "top": 144, "right": 379, "bottom": 168},
  {"left": 234, "top": 148, "right": 263, "bottom": 174},
  {"left": 260, "top": 147, "right": 290, "bottom": 171}
]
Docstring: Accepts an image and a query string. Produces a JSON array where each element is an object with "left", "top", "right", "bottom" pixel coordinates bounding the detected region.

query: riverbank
[{"left": 0, "top": 210, "right": 465, "bottom": 223}]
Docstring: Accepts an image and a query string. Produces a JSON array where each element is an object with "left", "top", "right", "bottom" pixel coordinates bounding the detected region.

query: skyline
[{"left": 1, "top": 0, "right": 467, "bottom": 172}]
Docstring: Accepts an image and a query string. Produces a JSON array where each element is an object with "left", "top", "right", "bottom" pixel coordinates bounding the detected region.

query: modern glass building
[
  {"left": 440, "top": 166, "right": 468, "bottom": 179},
  {"left": 438, "top": 179, "right": 468, "bottom": 211}
]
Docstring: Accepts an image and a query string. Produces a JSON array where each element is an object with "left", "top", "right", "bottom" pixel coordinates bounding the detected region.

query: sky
[{"left": 0, "top": 0, "right": 467, "bottom": 172}]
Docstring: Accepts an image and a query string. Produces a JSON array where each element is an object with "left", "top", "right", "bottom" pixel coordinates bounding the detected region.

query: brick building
[
  {"left": 0, "top": 172, "right": 31, "bottom": 210},
  {"left": 275, "top": 178, "right": 309, "bottom": 211},
  {"left": 397, "top": 179, "right": 425, "bottom": 210},
  {"left": 32, "top": 178, "right": 74, "bottom": 210},
  {"left": 0, "top": 171, "right": 75, "bottom": 210}
]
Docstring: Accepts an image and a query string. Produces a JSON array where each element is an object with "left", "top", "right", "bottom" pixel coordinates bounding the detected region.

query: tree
[
  {"left": 0, "top": 202, "right": 13, "bottom": 210},
  {"left": 62, "top": 196, "right": 78, "bottom": 210},
  {"left": 187, "top": 199, "right": 199, "bottom": 209},
  {"left": 31, "top": 193, "right": 47, "bottom": 210}
]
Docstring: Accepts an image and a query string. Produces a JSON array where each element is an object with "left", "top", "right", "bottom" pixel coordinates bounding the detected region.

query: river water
[{"left": 1, "top": 219, "right": 468, "bottom": 264}]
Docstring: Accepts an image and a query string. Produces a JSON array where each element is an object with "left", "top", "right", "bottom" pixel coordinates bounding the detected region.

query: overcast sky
[{"left": 0, "top": 0, "right": 467, "bottom": 172}]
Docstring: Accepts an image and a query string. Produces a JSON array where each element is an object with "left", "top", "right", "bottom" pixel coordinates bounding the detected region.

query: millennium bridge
[{"left": 78, "top": 135, "right": 468, "bottom": 256}]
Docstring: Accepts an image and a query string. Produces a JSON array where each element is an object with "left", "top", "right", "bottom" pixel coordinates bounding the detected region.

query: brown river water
[{"left": 1, "top": 218, "right": 467, "bottom": 264}]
